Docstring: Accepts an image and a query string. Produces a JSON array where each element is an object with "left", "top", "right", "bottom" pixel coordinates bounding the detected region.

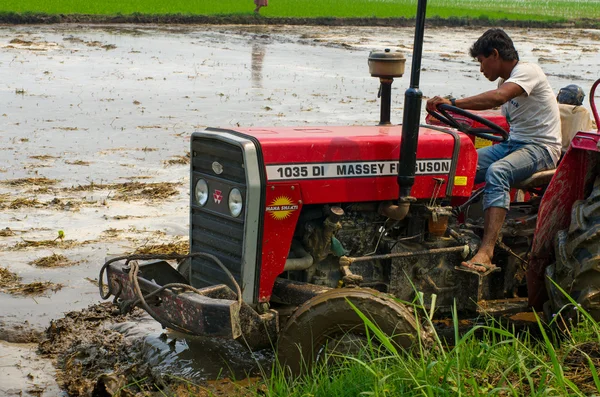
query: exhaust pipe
[
  {"left": 283, "top": 240, "right": 314, "bottom": 271},
  {"left": 398, "top": 0, "right": 428, "bottom": 198},
  {"left": 378, "top": 197, "right": 414, "bottom": 221}
]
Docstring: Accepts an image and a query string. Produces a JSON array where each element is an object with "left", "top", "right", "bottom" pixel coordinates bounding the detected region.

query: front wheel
[{"left": 276, "top": 288, "right": 426, "bottom": 375}]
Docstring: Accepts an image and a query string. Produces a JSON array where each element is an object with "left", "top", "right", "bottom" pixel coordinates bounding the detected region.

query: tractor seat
[{"left": 512, "top": 169, "right": 556, "bottom": 190}]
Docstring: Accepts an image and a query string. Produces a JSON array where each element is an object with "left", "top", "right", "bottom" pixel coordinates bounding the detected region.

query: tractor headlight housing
[
  {"left": 195, "top": 179, "right": 208, "bottom": 206},
  {"left": 228, "top": 188, "right": 243, "bottom": 217}
]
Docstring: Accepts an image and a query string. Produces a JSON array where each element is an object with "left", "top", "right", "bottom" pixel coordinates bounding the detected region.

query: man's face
[{"left": 476, "top": 50, "right": 501, "bottom": 81}]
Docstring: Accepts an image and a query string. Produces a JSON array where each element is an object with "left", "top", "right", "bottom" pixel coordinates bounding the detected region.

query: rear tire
[
  {"left": 276, "top": 288, "right": 425, "bottom": 375},
  {"left": 548, "top": 176, "right": 600, "bottom": 319}
]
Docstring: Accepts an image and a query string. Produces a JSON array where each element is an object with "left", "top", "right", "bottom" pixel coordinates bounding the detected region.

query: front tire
[{"left": 276, "top": 288, "right": 425, "bottom": 375}]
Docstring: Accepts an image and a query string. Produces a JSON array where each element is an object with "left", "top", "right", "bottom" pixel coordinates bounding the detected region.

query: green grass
[
  {"left": 106, "top": 289, "right": 600, "bottom": 396},
  {"left": 263, "top": 297, "right": 600, "bottom": 397},
  {"left": 1, "top": 0, "right": 599, "bottom": 21}
]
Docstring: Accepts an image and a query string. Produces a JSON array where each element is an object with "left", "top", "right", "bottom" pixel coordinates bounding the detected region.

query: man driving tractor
[{"left": 426, "top": 28, "right": 562, "bottom": 272}]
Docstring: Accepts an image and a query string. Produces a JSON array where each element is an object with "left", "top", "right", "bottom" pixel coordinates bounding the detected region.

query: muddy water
[
  {"left": 0, "top": 24, "right": 598, "bottom": 395},
  {"left": 113, "top": 320, "right": 272, "bottom": 380}
]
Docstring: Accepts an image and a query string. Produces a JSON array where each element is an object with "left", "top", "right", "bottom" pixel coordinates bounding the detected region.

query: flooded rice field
[{"left": 0, "top": 23, "right": 598, "bottom": 396}]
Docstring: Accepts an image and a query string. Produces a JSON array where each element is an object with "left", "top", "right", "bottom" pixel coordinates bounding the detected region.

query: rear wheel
[
  {"left": 548, "top": 176, "right": 600, "bottom": 319},
  {"left": 276, "top": 288, "right": 425, "bottom": 375}
]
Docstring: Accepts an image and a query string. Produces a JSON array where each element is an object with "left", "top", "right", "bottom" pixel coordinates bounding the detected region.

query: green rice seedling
[{"left": 534, "top": 311, "right": 583, "bottom": 396}]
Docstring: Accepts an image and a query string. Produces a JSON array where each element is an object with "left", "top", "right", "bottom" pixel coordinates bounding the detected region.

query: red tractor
[{"left": 99, "top": 0, "right": 600, "bottom": 374}]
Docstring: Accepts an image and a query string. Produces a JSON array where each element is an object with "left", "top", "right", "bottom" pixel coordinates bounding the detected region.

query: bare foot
[{"left": 461, "top": 251, "right": 494, "bottom": 273}]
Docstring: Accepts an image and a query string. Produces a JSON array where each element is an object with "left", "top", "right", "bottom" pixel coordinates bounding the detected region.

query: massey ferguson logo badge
[
  {"left": 266, "top": 196, "right": 299, "bottom": 220},
  {"left": 213, "top": 189, "right": 223, "bottom": 204}
]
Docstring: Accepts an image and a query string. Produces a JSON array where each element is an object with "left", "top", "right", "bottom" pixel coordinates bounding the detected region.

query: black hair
[{"left": 469, "top": 28, "right": 519, "bottom": 61}]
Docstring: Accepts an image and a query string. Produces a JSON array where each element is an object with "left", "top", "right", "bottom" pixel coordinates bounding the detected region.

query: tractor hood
[{"left": 226, "top": 124, "right": 477, "bottom": 202}]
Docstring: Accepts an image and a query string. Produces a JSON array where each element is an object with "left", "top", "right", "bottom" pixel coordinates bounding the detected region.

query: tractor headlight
[
  {"left": 195, "top": 179, "right": 208, "bottom": 206},
  {"left": 228, "top": 188, "right": 243, "bottom": 217}
]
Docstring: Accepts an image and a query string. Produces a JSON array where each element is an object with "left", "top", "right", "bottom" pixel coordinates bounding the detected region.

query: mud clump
[
  {"left": 30, "top": 253, "right": 77, "bottom": 268},
  {"left": 0, "top": 197, "right": 76, "bottom": 210},
  {"left": 113, "top": 181, "right": 179, "bottom": 201},
  {"left": 30, "top": 154, "right": 59, "bottom": 160},
  {"left": 101, "top": 228, "right": 122, "bottom": 238},
  {"left": 1, "top": 177, "right": 58, "bottom": 187},
  {"left": 163, "top": 153, "right": 190, "bottom": 167},
  {"left": 65, "top": 159, "right": 91, "bottom": 166},
  {"left": 37, "top": 302, "right": 207, "bottom": 396},
  {"left": 0, "top": 320, "right": 42, "bottom": 343},
  {"left": 0, "top": 266, "right": 63, "bottom": 296},
  {"left": 0, "top": 227, "right": 16, "bottom": 236},
  {"left": 6, "top": 281, "right": 63, "bottom": 296},
  {"left": 133, "top": 239, "right": 189, "bottom": 255},
  {"left": 6, "top": 197, "right": 42, "bottom": 209},
  {"left": 11, "top": 238, "right": 82, "bottom": 250},
  {"left": 64, "top": 181, "right": 180, "bottom": 202},
  {"left": 39, "top": 303, "right": 145, "bottom": 396},
  {"left": 0, "top": 266, "right": 21, "bottom": 287},
  {"left": 10, "top": 38, "right": 34, "bottom": 45}
]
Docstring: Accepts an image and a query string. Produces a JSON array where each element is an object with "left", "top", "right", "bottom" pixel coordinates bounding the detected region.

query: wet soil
[
  {"left": 36, "top": 302, "right": 270, "bottom": 396},
  {"left": 0, "top": 23, "right": 599, "bottom": 395},
  {"left": 36, "top": 303, "right": 224, "bottom": 396}
]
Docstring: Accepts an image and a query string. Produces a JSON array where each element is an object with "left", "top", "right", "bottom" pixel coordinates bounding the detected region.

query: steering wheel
[{"left": 427, "top": 103, "right": 508, "bottom": 142}]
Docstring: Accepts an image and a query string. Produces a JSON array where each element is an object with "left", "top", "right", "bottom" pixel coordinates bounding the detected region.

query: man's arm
[{"left": 426, "top": 82, "right": 525, "bottom": 111}]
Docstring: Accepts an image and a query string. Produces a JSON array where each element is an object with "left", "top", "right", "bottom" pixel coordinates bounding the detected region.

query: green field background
[{"left": 2, "top": 0, "right": 600, "bottom": 21}]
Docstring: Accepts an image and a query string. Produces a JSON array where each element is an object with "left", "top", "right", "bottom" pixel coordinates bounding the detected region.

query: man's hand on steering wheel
[
  {"left": 425, "top": 97, "right": 508, "bottom": 142},
  {"left": 426, "top": 96, "right": 452, "bottom": 112}
]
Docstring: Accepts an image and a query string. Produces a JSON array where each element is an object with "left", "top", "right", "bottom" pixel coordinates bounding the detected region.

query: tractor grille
[{"left": 190, "top": 138, "right": 246, "bottom": 289}]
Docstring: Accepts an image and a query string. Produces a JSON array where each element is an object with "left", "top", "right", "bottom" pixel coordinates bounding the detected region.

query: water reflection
[{"left": 251, "top": 43, "right": 266, "bottom": 89}]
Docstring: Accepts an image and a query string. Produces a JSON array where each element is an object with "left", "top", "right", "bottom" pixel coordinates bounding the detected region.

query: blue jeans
[{"left": 476, "top": 139, "right": 555, "bottom": 210}]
